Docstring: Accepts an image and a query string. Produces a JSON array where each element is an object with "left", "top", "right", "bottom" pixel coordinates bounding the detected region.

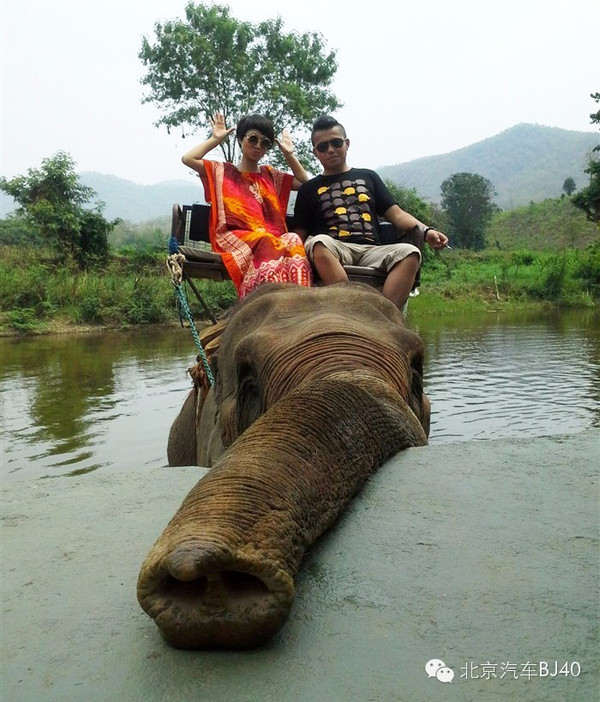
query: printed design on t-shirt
[{"left": 316, "top": 178, "right": 376, "bottom": 243}]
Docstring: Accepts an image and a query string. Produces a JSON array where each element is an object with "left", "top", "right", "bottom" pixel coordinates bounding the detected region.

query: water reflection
[
  {"left": 2, "top": 330, "right": 196, "bottom": 482},
  {"left": 1, "top": 310, "right": 599, "bottom": 482}
]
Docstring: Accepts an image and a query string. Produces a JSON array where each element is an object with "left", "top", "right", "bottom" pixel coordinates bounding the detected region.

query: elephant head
[{"left": 137, "top": 283, "right": 430, "bottom": 649}]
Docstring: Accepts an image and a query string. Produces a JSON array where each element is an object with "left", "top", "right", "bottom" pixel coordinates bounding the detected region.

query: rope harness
[{"left": 166, "top": 253, "right": 215, "bottom": 388}]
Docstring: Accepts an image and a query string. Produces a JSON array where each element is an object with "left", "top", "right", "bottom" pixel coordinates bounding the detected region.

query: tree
[
  {"left": 440, "top": 172, "right": 497, "bottom": 250},
  {"left": 0, "top": 152, "right": 117, "bottom": 268},
  {"left": 562, "top": 177, "right": 576, "bottom": 196},
  {"left": 139, "top": 2, "right": 341, "bottom": 169},
  {"left": 571, "top": 92, "right": 600, "bottom": 225},
  {"left": 385, "top": 181, "right": 434, "bottom": 225}
]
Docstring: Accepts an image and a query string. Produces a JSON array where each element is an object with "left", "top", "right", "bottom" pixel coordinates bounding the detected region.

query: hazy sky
[{"left": 2, "top": 0, "right": 599, "bottom": 190}]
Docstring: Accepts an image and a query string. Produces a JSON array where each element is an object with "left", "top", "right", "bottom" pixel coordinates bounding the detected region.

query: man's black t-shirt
[{"left": 293, "top": 168, "right": 396, "bottom": 244}]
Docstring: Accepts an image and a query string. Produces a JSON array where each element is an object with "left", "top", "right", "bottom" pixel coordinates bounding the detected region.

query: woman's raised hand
[
  {"left": 210, "top": 113, "right": 235, "bottom": 142},
  {"left": 276, "top": 128, "right": 295, "bottom": 156}
]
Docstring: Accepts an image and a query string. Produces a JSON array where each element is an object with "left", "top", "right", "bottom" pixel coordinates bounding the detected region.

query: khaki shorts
[{"left": 304, "top": 234, "right": 421, "bottom": 272}]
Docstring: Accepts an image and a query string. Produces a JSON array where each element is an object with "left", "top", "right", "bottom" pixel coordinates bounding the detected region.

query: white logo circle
[{"left": 425, "top": 659, "right": 445, "bottom": 678}]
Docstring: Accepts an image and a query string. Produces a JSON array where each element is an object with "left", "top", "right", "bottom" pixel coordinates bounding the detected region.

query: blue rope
[{"left": 171, "top": 274, "right": 215, "bottom": 388}]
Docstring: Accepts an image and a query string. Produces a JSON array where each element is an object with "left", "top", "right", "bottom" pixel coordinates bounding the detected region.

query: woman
[{"left": 182, "top": 112, "right": 313, "bottom": 298}]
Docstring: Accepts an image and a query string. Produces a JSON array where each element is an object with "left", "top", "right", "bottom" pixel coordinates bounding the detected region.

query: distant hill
[
  {"left": 0, "top": 173, "right": 205, "bottom": 224},
  {"left": 378, "top": 124, "right": 598, "bottom": 210},
  {"left": 78, "top": 173, "right": 204, "bottom": 222}
]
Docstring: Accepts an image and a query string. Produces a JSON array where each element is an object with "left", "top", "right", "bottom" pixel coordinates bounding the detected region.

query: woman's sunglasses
[
  {"left": 314, "top": 138, "right": 346, "bottom": 153},
  {"left": 245, "top": 134, "right": 272, "bottom": 150}
]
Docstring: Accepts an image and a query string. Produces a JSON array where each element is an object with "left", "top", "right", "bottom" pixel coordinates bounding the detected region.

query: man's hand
[{"left": 425, "top": 229, "right": 449, "bottom": 250}]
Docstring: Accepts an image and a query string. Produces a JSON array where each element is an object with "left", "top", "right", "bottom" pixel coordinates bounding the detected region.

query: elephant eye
[
  {"left": 236, "top": 364, "right": 264, "bottom": 436},
  {"left": 410, "top": 367, "right": 423, "bottom": 397},
  {"left": 408, "top": 366, "right": 424, "bottom": 419}
]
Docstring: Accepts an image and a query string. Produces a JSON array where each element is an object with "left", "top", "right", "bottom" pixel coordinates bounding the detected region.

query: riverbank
[
  {"left": 3, "top": 430, "right": 598, "bottom": 701},
  {"left": 0, "top": 318, "right": 184, "bottom": 338},
  {"left": 1, "top": 243, "right": 598, "bottom": 335},
  {"left": 0, "top": 295, "right": 582, "bottom": 338}
]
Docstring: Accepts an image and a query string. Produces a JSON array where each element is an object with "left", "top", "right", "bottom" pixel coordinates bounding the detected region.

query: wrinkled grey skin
[{"left": 138, "top": 283, "right": 430, "bottom": 650}]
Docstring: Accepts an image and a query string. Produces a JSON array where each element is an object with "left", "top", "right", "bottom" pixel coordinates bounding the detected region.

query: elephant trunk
[{"left": 137, "top": 376, "right": 427, "bottom": 649}]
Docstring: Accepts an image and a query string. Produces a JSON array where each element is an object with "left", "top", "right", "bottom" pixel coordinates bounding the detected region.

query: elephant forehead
[
  {"left": 226, "top": 284, "right": 403, "bottom": 334},
  {"left": 228, "top": 312, "right": 419, "bottom": 363},
  {"left": 217, "top": 285, "right": 424, "bottom": 390},
  {"left": 227, "top": 293, "right": 415, "bottom": 343},
  {"left": 228, "top": 326, "right": 416, "bottom": 407}
]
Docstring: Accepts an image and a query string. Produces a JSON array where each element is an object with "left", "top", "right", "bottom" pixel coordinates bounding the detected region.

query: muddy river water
[{"left": 2, "top": 308, "right": 599, "bottom": 483}]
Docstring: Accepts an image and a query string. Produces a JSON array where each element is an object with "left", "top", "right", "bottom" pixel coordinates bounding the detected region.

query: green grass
[
  {"left": 2, "top": 238, "right": 599, "bottom": 334},
  {"left": 486, "top": 197, "right": 598, "bottom": 250},
  {"left": 0, "top": 245, "right": 237, "bottom": 334},
  {"left": 416, "top": 244, "right": 600, "bottom": 313}
]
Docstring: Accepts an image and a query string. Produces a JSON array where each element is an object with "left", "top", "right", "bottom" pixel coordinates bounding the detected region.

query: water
[
  {"left": 2, "top": 310, "right": 599, "bottom": 483},
  {"left": 413, "top": 309, "right": 600, "bottom": 443},
  {"left": 1, "top": 330, "right": 194, "bottom": 482}
]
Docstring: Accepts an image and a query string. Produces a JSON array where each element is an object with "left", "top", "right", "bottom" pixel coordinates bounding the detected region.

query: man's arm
[
  {"left": 292, "top": 183, "right": 313, "bottom": 242},
  {"left": 293, "top": 226, "right": 308, "bottom": 242},
  {"left": 383, "top": 204, "right": 448, "bottom": 250}
]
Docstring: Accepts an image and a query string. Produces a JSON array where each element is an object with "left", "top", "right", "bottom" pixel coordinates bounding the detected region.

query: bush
[
  {"left": 125, "top": 278, "right": 170, "bottom": 325},
  {"left": 0, "top": 217, "right": 42, "bottom": 246},
  {"left": 78, "top": 296, "right": 105, "bottom": 323},
  {"left": 511, "top": 249, "right": 535, "bottom": 267},
  {"left": 7, "top": 307, "right": 40, "bottom": 332},
  {"left": 574, "top": 242, "right": 600, "bottom": 294}
]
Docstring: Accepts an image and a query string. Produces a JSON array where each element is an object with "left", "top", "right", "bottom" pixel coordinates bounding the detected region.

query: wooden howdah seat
[{"left": 170, "top": 203, "right": 422, "bottom": 322}]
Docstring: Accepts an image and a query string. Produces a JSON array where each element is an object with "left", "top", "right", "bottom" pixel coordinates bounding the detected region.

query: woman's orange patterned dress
[{"left": 200, "top": 160, "right": 312, "bottom": 298}]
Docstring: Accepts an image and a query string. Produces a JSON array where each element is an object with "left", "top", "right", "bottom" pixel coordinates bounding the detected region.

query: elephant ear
[
  {"left": 235, "top": 362, "right": 265, "bottom": 437},
  {"left": 167, "top": 388, "right": 200, "bottom": 466},
  {"left": 409, "top": 364, "right": 430, "bottom": 438}
]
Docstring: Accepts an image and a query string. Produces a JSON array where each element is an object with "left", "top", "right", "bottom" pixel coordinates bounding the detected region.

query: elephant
[{"left": 137, "top": 282, "right": 430, "bottom": 650}]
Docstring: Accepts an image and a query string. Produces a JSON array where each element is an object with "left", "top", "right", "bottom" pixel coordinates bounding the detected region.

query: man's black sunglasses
[
  {"left": 315, "top": 138, "right": 346, "bottom": 153},
  {"left": 245, "top": 134, "right": 272, "bottom": 150}
]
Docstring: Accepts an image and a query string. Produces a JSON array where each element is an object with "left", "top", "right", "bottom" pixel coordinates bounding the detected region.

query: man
[{"left": 293, "top": 115, "right": 448, "bottom": 310}]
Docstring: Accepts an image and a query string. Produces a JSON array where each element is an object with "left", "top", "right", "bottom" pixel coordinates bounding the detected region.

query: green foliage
[
  {"left": 385, "top": 181, "right": 434, "bottom": 224},
  {"left": 574, "top": 241, "right": 600, "bottom": 294},
  {"left": 412, "top": 246, "right": 599, "bottom": 310},
  {"left": 510, "top": 250, "right": 536, "bottom": 267},
  {"left": 0, "top": 244, "right": 239, "bottom": 333},
  {"left": 440, "top": 172, "right": 498, "bottom": 250},
  {"left": 3, "top": 240, "right": 599, "bottom": 334},
  {"left": 0, "top": 217, "right": 42, "bottom": 246},
  {"left": 562, "top": 177, "right": 576, "bottom": 196},
  {"left": 571, "top": 157, "right": 600, "bottom": 224},
  {"left": 139, "top": 2, "right": 341, "bottom": 170},
  {"left": 0, "top": 152, "right": 119, "bottom": 269},
  {"left": 187, "top": 278, "right": 238, "bottom": 312},
  {"left": 124, "top": 278, "right": 167, "bottom": 325},
  {"left": 77, "top": 209, "right": 115, "bottom": 266},
  {"left": 7, "top": 307, "right": 40, "bottom": 333},
  {"left": 537, "top": 253, "right": 570, "bottom": 299},
  {"left": 571, "top": 92, "right": 600, "bottom": 225}
]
